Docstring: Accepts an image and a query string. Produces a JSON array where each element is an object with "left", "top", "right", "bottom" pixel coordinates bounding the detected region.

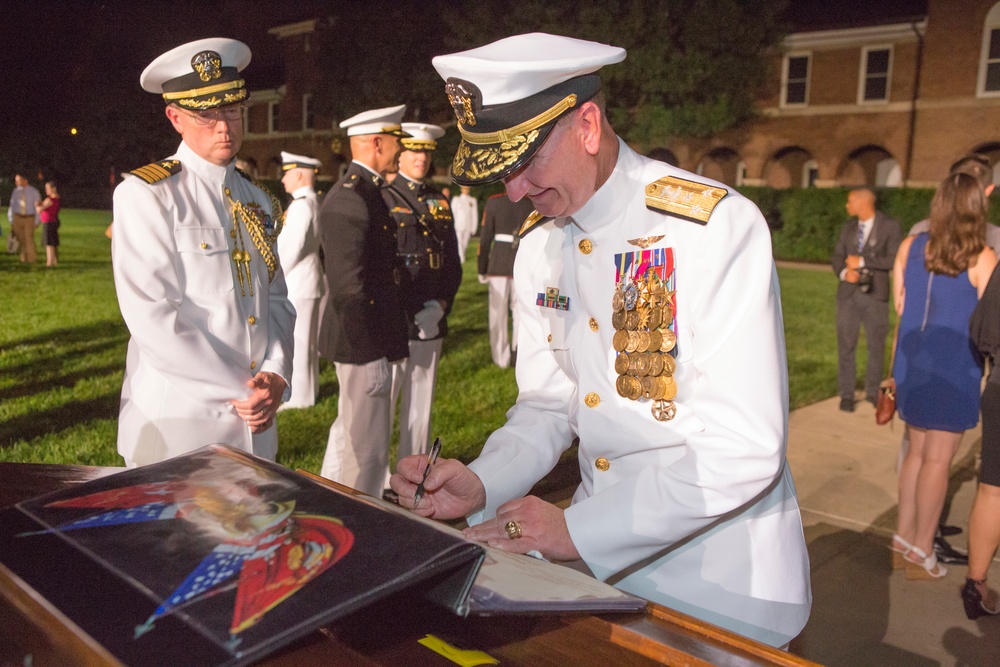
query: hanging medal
[{"left": 612, "top": 246, "right": 678, "bottom": 421}]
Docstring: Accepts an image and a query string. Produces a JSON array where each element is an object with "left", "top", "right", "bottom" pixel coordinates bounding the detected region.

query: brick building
[
  {"left": 242, "top": 1, "right": 1000, "bottom": 190},
  {"left": 666, "top": 0, "right": 1000, "bottom": 189},
  {"left": 240, "top": 19, "right": 344, "bottom": 182}
]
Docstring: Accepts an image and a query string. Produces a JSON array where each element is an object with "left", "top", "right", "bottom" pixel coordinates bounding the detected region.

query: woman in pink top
[{"left": 35, "top": 181, "right": 61, "bottom": 267}]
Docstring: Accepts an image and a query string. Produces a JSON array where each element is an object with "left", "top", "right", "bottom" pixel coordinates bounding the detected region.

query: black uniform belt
[{"left": 400, "top": 253, "right": 441, "bottom": 270}]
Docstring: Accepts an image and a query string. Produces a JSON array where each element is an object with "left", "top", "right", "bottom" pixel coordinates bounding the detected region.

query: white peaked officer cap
[
  {"left": 141, "top": 38, "right": 252, "bottom": 110},
  {"left": 339, "top": 104, "right": 411, "bottom": 137},
  {"left": 400, "top": 123, "right": 446, "bottom": 152},
  {"left": 281, "top": 151, "right": 322, "bottom": 171},
  {"left": 431, "top": 33, "right": 626, "bottom": 185}
]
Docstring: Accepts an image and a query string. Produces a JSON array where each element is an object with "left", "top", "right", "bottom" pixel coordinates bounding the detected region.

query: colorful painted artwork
[{"left": 0, "top": 445, "right": 483, "bottom": 666}]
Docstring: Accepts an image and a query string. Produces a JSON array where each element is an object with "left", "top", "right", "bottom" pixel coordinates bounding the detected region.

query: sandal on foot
[
  {"left": 904, "top": 546, "right": 947, "bottom": 580},
  {"left": 962, "top": 578, "right": 1000, "bottom": 619},
  {"left": 890, "top": 534, "right": 912, "bottom": 570}
]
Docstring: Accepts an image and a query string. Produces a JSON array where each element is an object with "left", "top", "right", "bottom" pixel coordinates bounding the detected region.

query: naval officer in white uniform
[
  {"left": 391, "top": 33, "right": 811, "bottom": 647},
  {"left": 450, "top": 185, "right": 478, "bottom": 264},
  {"left": 278, "top": 151, "right": 326, "bottom": 408},
  {"left": 112, "top": 38, "right": 295, "bottom": 467}
]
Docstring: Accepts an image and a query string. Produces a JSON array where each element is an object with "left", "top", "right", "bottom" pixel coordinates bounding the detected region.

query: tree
[{"left": 440, "top": 0, "right": 789, "bottom": 144}]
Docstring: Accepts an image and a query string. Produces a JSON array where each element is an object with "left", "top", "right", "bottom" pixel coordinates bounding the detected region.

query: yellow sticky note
[{"left": 417, "top": 634, "right": 499, "bottom": 666}]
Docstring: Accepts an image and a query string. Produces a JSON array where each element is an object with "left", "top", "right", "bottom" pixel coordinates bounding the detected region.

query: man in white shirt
[
  {"left": 112, "top": 38, "right": 295, "bottom": 466},
  {"left": 450, "top": 185, "right": 478, "bottom": 264},
  {"left": 278, "top": 151, "right": 326, "bottom": 408},
  {"left": 392, "top": 32, "right": 811, "bottom": 648},
  {"left": 7, "top": 174, "right": 41, "bottom": 262},
  {"left": 832, "top": 188, "right": 901, "bottom": 412}
]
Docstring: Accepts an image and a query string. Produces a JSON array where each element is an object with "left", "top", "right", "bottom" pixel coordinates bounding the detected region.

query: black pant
[{"left": 837, "top": 290, "right": 889, "bottom": 400}]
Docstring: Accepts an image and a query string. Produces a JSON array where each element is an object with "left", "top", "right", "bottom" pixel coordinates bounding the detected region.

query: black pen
[{"left": 412, "top": 437, "right": 442, "bottom": 508}]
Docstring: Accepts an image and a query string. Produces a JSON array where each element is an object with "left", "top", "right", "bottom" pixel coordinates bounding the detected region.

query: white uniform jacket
[
  {"left": 467, "top": 140, "right": 811, "bottom": 646},
  {"left": 450, "top": 193, "right": 479, "bottom": 239},
  {"left": 112, "top": 141, "right": 295, "bottom": 465},
  {"left": 277, "top": 185, "right": 326, "bottom": 300}
]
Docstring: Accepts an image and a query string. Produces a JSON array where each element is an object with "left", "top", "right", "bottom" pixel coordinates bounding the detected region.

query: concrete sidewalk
[{"left": 786, "top": 396, "right": 999, "bottom": 666}]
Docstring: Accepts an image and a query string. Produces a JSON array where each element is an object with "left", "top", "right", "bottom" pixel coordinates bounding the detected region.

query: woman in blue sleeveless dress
[{"left": 891, "top": 172, "right": 998, "bottom": 580}]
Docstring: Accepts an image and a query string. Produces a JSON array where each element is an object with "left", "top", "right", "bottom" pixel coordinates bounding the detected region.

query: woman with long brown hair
[{"left": 890, "top": 171, "right": 998, "bottom": 579}]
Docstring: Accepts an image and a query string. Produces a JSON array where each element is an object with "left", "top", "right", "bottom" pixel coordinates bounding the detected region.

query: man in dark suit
[
  {"left": 318, "top": 105, "right": 411, "bottom": 495},
  {"left": 832, "top": 188, "right": 902, "bottom": 412},
  {"left": 478, "top": 192, "right": 535, "bottom": 368}
]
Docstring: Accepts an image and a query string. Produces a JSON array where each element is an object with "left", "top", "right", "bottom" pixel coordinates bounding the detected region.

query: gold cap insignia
[
  {"left": 191, "top": 51, "right": 223, "bottom": 82},
  {"left": 445, "top": 80, "right": 478, "bottom": 127}
]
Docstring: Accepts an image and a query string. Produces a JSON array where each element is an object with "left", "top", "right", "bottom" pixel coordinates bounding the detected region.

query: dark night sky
[
  {"left": 2, "top": 0, "right": 929, "bottom": 134},
  {"left": 0, "top": 0, "right": 929, "bottom": 182},
  {"left": 2, "top": 0, "right": 332, "bottom": 135}
]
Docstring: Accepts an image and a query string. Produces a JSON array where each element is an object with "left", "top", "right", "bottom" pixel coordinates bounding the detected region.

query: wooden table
[{"left": 0, "top": 462, "right": 820, "bottom": 667}]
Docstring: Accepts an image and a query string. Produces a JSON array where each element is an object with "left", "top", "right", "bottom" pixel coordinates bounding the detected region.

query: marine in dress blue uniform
[
  {"left": 391, "top": 33, "right": 812, "bottom": 647},
  {"left": 113, "top": 38, "right": 295, "bottom": 466},
  {"left": 318, "top": 105, "right": 411, "bottom": 496},
  {"left": 382, "top": 123, "right": 463, "bottom": 465},
  {"left": 478, "top": 192, "right": 534, "bottom": 368}
]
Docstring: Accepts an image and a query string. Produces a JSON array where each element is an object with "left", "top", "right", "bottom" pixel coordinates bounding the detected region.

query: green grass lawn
[{"left": 0, "top": 209, "right": 879, "bottom": 471}]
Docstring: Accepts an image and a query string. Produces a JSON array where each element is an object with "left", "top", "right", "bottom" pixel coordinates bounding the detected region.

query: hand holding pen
[{"left": 412, "top": 437, "right": 442, "bottom": 508}]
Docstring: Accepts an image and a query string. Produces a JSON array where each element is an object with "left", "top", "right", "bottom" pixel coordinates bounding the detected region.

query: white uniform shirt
[
  {"left": 450, "top": 193, "right": 479, "bottom": 238},
  {"left": 112, "top": 140, "right": 295, "bottom": 465},
  {"left": 467, "top": 140, "right": 811, "bottom": 646},
  {"left": 277, "top": 185, "right": 326, "bottom": 300}
]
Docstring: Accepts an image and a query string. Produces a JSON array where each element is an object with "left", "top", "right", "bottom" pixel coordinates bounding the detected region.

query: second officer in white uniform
[
  {"left": 278, "top": 151, "right": 326, "bottom": 408},
  {"left": 113, "top": 38, "right": 295, "bottom": 466}
]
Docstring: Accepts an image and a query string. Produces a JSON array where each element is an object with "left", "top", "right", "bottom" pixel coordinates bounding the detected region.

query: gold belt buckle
[{"left": 429, "top": 253, "right": 441, "bottom": 270}]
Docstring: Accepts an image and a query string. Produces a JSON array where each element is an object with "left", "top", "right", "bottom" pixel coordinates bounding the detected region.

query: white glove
[
  {"left": 364, "top": 357, "right": 391, "bottom": 397},
  {"left": 414, "top": 300, "right": 445, "bottom": 340},
  {"left": 478, "top": 274, "right": 489, "bottom": 285}
]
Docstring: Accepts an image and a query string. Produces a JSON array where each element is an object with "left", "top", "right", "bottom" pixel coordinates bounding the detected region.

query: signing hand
[
  {"left": 390, "top": 455, "right": 486, "bottom": 520},
  {"left": 231, "top": 371, "right": 287, "bottom": 433},
  {"left": 463, "top": 496, "right": 581, "bottom": 562}
]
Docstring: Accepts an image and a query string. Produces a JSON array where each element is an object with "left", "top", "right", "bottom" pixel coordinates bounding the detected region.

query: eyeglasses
[{"left": 180, "top": 104, "right": 246, "bottom": 127}]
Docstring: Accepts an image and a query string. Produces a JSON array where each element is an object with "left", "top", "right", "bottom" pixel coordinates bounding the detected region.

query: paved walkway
[{"left": 786, "top": 395, "right": 999, "bottom": 666}]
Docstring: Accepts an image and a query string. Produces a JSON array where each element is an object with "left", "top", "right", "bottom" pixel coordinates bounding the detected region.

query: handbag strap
[{"left": 888, "top": 316, "right": 900, "bottom": 381}]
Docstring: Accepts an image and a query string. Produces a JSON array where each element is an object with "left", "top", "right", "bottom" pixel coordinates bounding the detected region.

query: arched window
[
  {"left": 977, "top": 3, "right": 1000, "bottom": 96},
  {"left": 802, "top": 160, "right": 819, "bottom": 188},
  {"left": 876, "top": 158, "right": 902, "bottom": 187}
]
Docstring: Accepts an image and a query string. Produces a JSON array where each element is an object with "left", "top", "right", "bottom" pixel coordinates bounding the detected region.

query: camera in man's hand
[{"left": 857, "top": 267, "right": 874, "bottom": 294}]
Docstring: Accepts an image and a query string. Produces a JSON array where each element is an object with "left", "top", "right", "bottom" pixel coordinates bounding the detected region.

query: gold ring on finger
[{"left": 504, "top": 520, "right": 522, "bottom": 540}]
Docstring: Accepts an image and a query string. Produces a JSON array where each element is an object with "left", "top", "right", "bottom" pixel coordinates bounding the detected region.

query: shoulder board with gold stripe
[
  {"left": 129, "top": 160, "right": 182, "bottom": 184},
  {"left": 518, "top": 210, "right": 549, "bottom": 237},
  {"left": 645, "top": 175, "right": 727, "bottom": 225}
]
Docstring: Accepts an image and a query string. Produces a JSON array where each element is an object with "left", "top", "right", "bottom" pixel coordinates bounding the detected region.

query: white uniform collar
[
  {"left": 291, "top": 185, "right": 315, "bottom": 199},
  {"left": 569, "top": 137, "right": 638, "bottom": 234},
  {"left": 176, "top": 140, "right": 233, "bottom": 185}
]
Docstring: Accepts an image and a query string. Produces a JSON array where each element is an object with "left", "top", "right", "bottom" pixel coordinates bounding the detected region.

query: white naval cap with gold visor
[
  {"left": 432, "top": 32, "right": 626, "bottom": 186},
  {"left": 141, "top": 37, "right": 251, "bottom": 111}
]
